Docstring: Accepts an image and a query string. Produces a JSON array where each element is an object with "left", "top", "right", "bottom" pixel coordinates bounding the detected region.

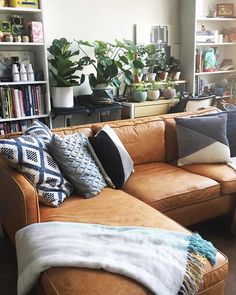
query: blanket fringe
[{"left": 178, "top": 233, "right": 216, "bottom": 295}]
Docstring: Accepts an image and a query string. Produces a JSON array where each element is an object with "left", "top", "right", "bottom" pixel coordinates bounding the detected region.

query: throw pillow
[
  {"left": 194, "top": 110, "right": 236, "bottom": 157},
  {"left": 175, "top": 113, "right": 231, "bottom": 166},
  {"left": 0, "top": 135, "right": 73, "bottom": 207},
  {"left": 88, "top": 125, "right": 134, "bottom": 189},
  {"left": 49, "top": 133, "right": 106, "bottom": 197},
  {"left": 24, "top": 120, "right": 52, "bottom": 141}
]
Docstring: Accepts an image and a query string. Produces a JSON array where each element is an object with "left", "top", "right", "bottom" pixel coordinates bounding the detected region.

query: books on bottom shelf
[
  {"left": 0, "top": 120, "right": 32, "bottom": 135},
  {"left": 0, "top": 85, "right": 46, "bottom": 119}
]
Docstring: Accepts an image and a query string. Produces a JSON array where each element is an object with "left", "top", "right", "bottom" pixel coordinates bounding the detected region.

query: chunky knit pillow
[
  {"left": 49, "top": 133, "right": 106, "bottom": 197},
  {"left": 0, "top": 135, "right": 73, "bottom": 207}
]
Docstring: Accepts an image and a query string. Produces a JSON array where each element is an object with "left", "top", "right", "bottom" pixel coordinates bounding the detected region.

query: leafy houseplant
[
  {"left": 147, "top": 81, "right": 160, "bottom": 101},
  {"left": 162, "top": 77, "right": 177, "bottom": 99},
  {"left": 76, "top": 39, "right": 144, "bottom": 103},
  {"left": 132, "top": 83, "right": 148, "bottom": 102},
  {"left": 48, "top": 38, "right": 91, "bottom": 108}
]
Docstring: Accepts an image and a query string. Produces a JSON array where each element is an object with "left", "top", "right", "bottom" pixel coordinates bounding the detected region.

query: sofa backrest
[
  {"left": 92, "top": 116, "right": 166, "bottom": 165},
  {"left": 160, "top": 107, "right": 219, "bottom": 163}
]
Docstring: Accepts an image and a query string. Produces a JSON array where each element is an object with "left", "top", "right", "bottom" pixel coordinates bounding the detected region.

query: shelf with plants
[
  {"left": 180, "top": 0, "right": 236, "bottom": 99},
  {"left": 0, "top": 0, "right": 50, "bottom": 133}
]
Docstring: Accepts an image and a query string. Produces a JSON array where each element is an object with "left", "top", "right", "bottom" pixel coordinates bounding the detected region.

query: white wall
[{"left": 43, "top": 0, "right": 180, "bottom": 94}]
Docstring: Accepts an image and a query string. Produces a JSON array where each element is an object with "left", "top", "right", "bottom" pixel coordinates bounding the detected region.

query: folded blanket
[{"left": 15, "top": 222, "right": 216, "bottom": 295}]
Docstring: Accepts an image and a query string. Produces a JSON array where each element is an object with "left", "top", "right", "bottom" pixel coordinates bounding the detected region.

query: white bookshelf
[
  {"left": 180, "top": 0, "right": 236, "bottom": 96},
  {"left": 0, "top": 0, "right": 51, "bottom": 133}
]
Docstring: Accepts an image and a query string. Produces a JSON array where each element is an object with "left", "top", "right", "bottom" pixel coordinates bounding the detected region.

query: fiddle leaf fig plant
[{"left": 48, "top": 38, "right": 92, "bottom": 87}]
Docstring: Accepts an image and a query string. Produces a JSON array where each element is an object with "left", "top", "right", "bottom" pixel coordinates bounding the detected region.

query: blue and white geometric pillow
[
  {"left": 24, "top": 120, "right": 52, "bottom": 142},
  {"left": 0, "top": 135, "right": 74, "bottom": 207}
]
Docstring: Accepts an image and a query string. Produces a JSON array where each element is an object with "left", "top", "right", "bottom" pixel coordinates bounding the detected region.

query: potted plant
[
  {"left": 48, "top": 38, "right": 91, "bottom": 108},
  {"left": 155, "top": 49, "right": 169, "bottom": 81},
  {"left": 76, "top": 39, "right": 143, "bottom": 103},
  {"left": 162, "top": 77, "right": 177, "bottom": 99},
  {"left": 132, "top": 83, "right": 148, "bottom": 102},
  {"left": 169, "top": 56, "right": 181, "bottom": 80},
  {"left": 147, "top": 81, "right": 160, "bottom": 100}
]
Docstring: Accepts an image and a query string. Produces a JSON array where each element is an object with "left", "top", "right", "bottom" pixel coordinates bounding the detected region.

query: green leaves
[{"left": 48, "top": 38, "right": 90, "bottom": 87}]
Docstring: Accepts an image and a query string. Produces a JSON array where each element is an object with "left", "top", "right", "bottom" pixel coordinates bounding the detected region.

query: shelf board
[
  {"left": 0, "top": 42, "right": 44, "bottom": 46},
  {"left": 0, "top": 114, "right": 49, "bottom": 123},
  {"left": 0, "top": 7, "right": 41, "bottom": 13},
  {"left": 0, "top": 81, "right": 47, "bottom": 86},
  {"left": 197, "top": 17, "right": 236, "bottom": 21},
  {"left": 195, "top": 70, "right": 236, "bottom": 76},
  {"left": 196, "top": 42, "right": 236, "bottom": 46}
]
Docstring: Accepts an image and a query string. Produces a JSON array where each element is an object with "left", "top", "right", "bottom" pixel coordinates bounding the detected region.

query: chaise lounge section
[{"left": 0, "top": 107, "right": 235, "bottom": 295}]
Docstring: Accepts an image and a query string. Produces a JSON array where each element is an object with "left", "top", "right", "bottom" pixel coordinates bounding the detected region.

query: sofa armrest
[{"left": 0, "top": 157, "right": 40, "bottom": 244}]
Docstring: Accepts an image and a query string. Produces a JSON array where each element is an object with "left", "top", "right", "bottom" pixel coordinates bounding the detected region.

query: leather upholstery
[
  {"left": 92, "top": 116, "right": 165, "bottom": 164},
  {"left": 0, "top": 109, "right": 231, "bottom": 295},
  {"left": 123, "top": 162, "right": 220, "bottom": 212},
  {"left": 181, "top": 163, "right": 236, "bottom": 194},
  {"left": 38, "top": 189, "right": 228, "bottom": 295}
]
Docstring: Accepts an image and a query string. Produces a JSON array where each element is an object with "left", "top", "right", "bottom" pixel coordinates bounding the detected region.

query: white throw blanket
[{"left": 15, "top": 222, "right": 216, "bottom": 295}]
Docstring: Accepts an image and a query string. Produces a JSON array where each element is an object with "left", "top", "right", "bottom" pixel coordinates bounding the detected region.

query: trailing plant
[
  {"left": 163, "top": 76, "right": 177, "bottom": 89},
  {"left": 48, "top": 38, "right": 92, "bottom": 87},
  {"left": 149, "top": 81, "right": 159, "bottom": 91}
]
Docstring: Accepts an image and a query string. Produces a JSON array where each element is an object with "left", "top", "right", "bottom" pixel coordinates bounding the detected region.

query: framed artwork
[{"left": 216, "top": 3, "right": 234, "bottom": 17}]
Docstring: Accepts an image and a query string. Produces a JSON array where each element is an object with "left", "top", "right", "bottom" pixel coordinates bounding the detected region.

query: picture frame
[{"left": 216, "top": 3, "right": 234, "bottom": 17}]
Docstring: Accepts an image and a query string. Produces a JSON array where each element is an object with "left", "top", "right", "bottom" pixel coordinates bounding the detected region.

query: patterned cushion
[
  {"left": 175, "top": 113, "right": 231, "bottom": 166},
  {"left": 196, "top": 110, "right": 236, "bottom": 157},
  {"left": 24, "top": 120, "right": 52, "bottom": 141},
  {"left": 0, "top": 135, "right": 73, "bottom": 207},
  {"left": 49, "top": 133, "right": 106, "bottom": 197},
  {"left": 88, "top": 125, "right": 134, "bottom": 189}
]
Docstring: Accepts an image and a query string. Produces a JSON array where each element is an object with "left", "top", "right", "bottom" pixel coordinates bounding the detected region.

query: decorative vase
[
  {"left": 147, "top": 89, "right": 160, "bottom": 101},
  {"left": 133, "top": 91, "right": 147, "bottom": 102},
  {"left": 92, "top": 84, "right": 113, "bottom": 104},
  {"left": 163, "top": 88, "right": 177, "bottom": 99},
  {"left": 158, "top": 71, "right": 168, "bottom": 81},
  {"left": 51, "top": 86, "right": 74, "bottom": 108},
  {"left": 148, "top": 73, "right": 156, "bottom": 82}
]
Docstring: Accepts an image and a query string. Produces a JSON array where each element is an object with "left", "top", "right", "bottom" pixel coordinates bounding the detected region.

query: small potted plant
[
  {"left": 147, "top": 81, "right": 160, "bottom": 100},
  {"left": 48, "top": 38, "right": 91, "bottom": 108},
  {"left": 156, "top": 49, "right": 169, "bottom": 81},
  {"left": 132, "top": 83, "right": 148, "bottom": 102},
  {"left": 162, "top": 77, "right": 177, "bottom": 99}
]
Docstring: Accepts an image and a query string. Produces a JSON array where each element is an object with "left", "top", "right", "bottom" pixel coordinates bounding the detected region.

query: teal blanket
[{"left": 15, "top": 222, "right": 216, "bottom": 295}]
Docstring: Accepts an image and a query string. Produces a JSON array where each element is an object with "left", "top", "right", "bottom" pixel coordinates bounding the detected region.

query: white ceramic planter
[
  {"left": 147, "top": 89, "right": 160, "bottom": 101},
  {"left": 51, "top": 87, "right": 74, "bottom": 108},
  {"left": 148, "top": 73, "right": 156, "bottom": 82}
]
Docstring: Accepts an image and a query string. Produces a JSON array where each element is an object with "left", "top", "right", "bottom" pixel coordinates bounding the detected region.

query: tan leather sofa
[{"left": 0, "top": 108, "right": 234, "bottom": 295}]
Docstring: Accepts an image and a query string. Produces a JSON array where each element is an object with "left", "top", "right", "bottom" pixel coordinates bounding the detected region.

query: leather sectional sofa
[{"left": 0, "top": 107, "right": 235, "bottom": 295}]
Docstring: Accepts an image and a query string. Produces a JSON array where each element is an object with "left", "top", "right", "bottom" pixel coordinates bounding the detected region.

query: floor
[{"left": 0, "top": 216, "right": 235, "bottom": 295}]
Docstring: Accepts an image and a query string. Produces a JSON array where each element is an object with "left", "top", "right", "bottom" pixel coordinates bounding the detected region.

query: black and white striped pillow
[{"left": 89, "top": 125, "right": 134, "bottom": 189}]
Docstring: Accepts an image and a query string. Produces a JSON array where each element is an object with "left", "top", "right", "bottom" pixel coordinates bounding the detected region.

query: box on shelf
[
  {"left": 28, "top": 21, "right": 43, "bottom": 43},
  {"left": 196, "top": 30, "right": 218, "bottom": 43},
  {"left": 10, "top": 0, "right": 39, "bottom": 9}
]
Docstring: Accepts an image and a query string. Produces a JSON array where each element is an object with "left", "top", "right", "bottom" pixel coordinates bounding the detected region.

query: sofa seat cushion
[
  {"left": 122, "top": 162, "right": 220, "bottom": 212},
  {"left": 39, "top": 188, "right": 227, "bottom": 295},
  {"left": 181, "top": 163, "right": 236, "bottom": 195}
]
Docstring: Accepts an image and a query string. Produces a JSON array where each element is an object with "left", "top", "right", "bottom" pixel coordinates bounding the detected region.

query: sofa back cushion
[
  {"left": 160, "top": 107, "right": 220, "bottom": 163},
  {"left": 92, "top": 117, "right": 165, "bottom": 165}
]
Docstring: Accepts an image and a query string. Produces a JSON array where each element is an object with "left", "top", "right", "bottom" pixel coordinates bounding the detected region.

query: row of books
[
  {"left": 0, "top": 118, "right": 49, "bottom": 135},
  {"left": 0, "top": 120, "right": 33, "bottom": 135},
  {"left": 0, "top": 85, "right": 46, "bottom": 119}
]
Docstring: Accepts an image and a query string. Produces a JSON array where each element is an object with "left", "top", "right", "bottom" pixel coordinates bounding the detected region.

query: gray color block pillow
[
  {"left": 175, "top": 113, "right": 231, "bottom": 166},
  {"left": 50, "top": 133, "right": 106, "bottom": 197}
]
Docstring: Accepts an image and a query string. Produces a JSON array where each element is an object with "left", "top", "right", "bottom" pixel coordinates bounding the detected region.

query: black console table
[{"left": 51, "top": 95, "right": 122, "bottom": 127}]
